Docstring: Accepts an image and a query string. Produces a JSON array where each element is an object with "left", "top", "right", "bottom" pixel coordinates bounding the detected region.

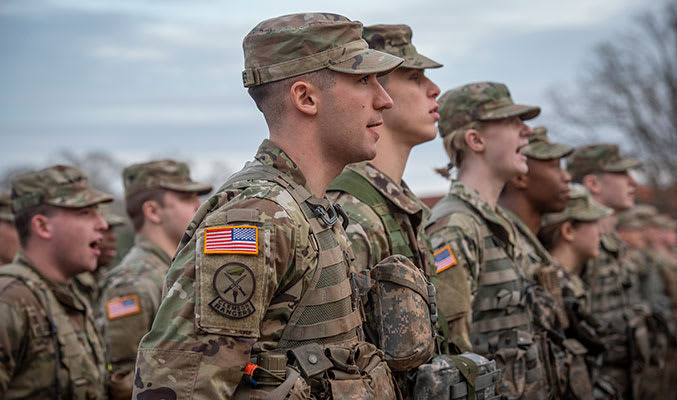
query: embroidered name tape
[
  {"left": 434, "top": 245, "right": 457, "bottom": 273},
  {"left": 204, "top": 225, "right": 258, "bottom": 255},
  {"left": 106, "top": 294, "right": 141, "bottom": 320}
]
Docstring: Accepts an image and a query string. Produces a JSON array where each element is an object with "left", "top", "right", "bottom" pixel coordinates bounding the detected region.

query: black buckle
[
  {"left": 334, "top": 203, "right": 349, "bottom": 230},
  {"left": 313, "top": 204, "right": 338, "bottom": 227}
]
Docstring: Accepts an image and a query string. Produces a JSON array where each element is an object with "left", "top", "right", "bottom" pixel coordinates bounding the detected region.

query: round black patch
[{"left": 209, "top": 262, "right": 257, "bottom": 319}]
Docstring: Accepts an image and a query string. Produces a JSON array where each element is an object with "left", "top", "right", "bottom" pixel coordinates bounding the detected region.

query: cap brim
[
  {"left": 400, "top": 53, "right": 443, "bottom": 70},
  {"left": 604, "top": 157, "right": 642, "bottom": 172},
  {"left": 104, "top": 214, "right": 126, "bottom": 227},
  {"left": 328, "top": 49, "right": 404, "bottom": 76},
  {"left": 0, "top": 212, "right": 13, "bottom": 222},
  {"left": 162, "top": 182, "right": 213, "bottom": 196},
  {"left": 522, "top": 142, "right": 574, "bottom": 160},
  {"left": 479, "top": 104, "right": 541, "bottom": 122},
  {"left": 47, "top": 188, "right": 114, "bottom": 209}
]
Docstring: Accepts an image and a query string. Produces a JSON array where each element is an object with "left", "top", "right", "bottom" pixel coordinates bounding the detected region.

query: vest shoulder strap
[{"left": 329, "top": 170, "right": 414, "bottom": 260}]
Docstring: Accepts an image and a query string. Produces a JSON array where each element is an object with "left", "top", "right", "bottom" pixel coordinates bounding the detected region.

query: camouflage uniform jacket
[
  {"left": 425, "top": 181, "right": 547, "bottom": 399},
  {"left": 327, "top": 161, "right": 435, "bottom": 277},
  {"left": 132, "top": 139, "right": 367, "bottom": 399},
  {"left": 98, "top": 235, "right": 171, "bottom": 373},
  {"left": 74, "top": 271, "right": 99, "bottom": 307},
  {"left": 0, "top": 252, "right": 107, "bottom": 399}
]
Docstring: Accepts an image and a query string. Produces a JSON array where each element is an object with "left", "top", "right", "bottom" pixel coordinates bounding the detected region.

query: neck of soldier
[
  {"left": 457, "top": 157, "right": 506, "bottom": 209},
  {"left": 23, "top": 241, "right": 73, "bottom": 283},
  {"left": 270, "top": 132, "right": 345, "bottom": 198},
  {"left": 138, "top": 224, "right": 178, "bottom": 259},
  {"left": 498, "top": 188, "right": 542, "bottom": 234},
  {"left": 550, "top": 243, "right": 586, "bottom": 276},
  {"left": 369, "top": 127, "right": 413, "bottom": 186}
]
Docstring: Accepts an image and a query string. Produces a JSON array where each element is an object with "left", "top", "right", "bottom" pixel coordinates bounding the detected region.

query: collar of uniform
[
  {"left": 600, "top": 231, "right": 622, "bottom": 254},
  {"left": 504, "top": 209, "right": 557, "bottom": 266},
  {"left": 13, "top": 251, "right": 87, "bottom": 311},
  {"left": 346, "top": 161, "right": 422, "bottom": 215},
  {"left": 449, "top": 181, "right": 517, "bottom": 244},
  {"left": 254, "top": 139, "right": 310, "bottom": 193},
  {"left": 135, "top": 234, "right": 172, "bottom": 266}
]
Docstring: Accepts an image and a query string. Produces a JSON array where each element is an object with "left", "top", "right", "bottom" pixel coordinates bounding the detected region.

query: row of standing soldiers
[{"left": 1, "top": 11, "right": 677, "bottom": 400}]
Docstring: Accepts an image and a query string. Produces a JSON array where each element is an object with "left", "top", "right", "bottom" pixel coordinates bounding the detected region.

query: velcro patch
[
  {"left": 434, "top": 245, "right": 457, "bottom": 273},
  {"left": 204, "top": 225, "right": 258, "bottom": 255},
  {"left": 106, "top": 295, "right": 140, "bottom": 320}
]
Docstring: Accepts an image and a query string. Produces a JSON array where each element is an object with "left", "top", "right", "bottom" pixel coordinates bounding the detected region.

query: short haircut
[
  {"left": 125, "top": 188, "right": 166, "bottom": 231},
  {"left": 14, "top": 204, "right": 58, "bottom": 247},
  {"left": 247, "top": 69, "right": 336, "bottom": 127}
]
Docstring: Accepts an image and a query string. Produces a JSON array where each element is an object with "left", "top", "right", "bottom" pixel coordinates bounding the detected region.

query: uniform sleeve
[
  {"left": 332, "top": 192, "right": 389, "bottom": 272},
  {"left": 132, "top": 197, "right": 299, "bottom": 399},
  {"left": 425, "top": 213, "right": 481, "bottom": 353},
  {"left": 0, "top": 301, "right": 27, "bottom": 395},
  {"left": 99, "top": 276, "right": 161, "bottom": 372}
]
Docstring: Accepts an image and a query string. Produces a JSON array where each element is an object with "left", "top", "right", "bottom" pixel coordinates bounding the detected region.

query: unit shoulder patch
[
  {"left": 434, "top": 245, "right": 458, "bottom": 273},
  {"left": 209, "top": 262, "right": 257, "bottom": 319},
  {"left": 204, "top": 225, "right": 258, "bottom": 255},
  {"left": 106, "top": 294, "right": 141, "bottom": 320}
]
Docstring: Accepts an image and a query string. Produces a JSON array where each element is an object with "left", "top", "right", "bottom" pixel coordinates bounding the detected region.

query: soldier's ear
[
  {"left": 582, "top": 174, "right": 600, "bottom": 195},
  {"left": 31, "top": 213, "right": 54, "bottom": 240},
  {"left": 289, "top": 80, "right": 318, "bottom": 116},
  {"left": 465, "top": 129, "right": 484, "bottom": 152},
  {"left": 511, "top": 173, "right": 529, "bottom": 189},
  {"left": 561, "top": 221, "right": 575, "bottom": 242},
  {"left": 141, "top": 200, "right": 163, "bottom": 225}
]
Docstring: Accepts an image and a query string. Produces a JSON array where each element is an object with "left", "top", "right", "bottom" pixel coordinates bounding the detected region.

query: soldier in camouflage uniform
[
  {"left": 326, "top": 25, "right": 442, "bottom": 392},
  {"left": 98, "top": 159, "right": 211, "bottom": 398},
  {"left": 0, "top": 165, "right": 111, "bottom": 399},
  {"left": 74, "top": 203, "right": 126, "bottom": 308},
  {"left": 133, "top": 13, "right": 405, "bottom": 399},
  {"left": 0, "top": 191, "right": 19, "bottom": 265},
  {"left": 567, "top": 144, "right": 647, "bottom": 399},
  {"left": 424, "top": 82, "right": 549, "bottom": 399},
  {"left": 498, "top": 127, "right": 599, "bottom": 399},
  {"left": 539, "top": 184, "right": 619, "bottom": 399}
]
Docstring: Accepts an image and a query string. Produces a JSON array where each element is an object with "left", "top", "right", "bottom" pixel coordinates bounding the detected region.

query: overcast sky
[{"left": 0, "top": 0, "right": 655, "bottom": 197}]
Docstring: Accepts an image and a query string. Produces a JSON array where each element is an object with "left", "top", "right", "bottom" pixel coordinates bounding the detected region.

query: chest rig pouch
[
  {"left": 225, "top": 163, "right": 398, "bottom": 400},
  {"left": 0, "top": 264, "right": 106, "bottom": 400},
  {"left": 329, "top": 170, "right": 438, "bottom": 371}
]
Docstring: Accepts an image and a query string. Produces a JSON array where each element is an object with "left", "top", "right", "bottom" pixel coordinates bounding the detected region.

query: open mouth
[{"left": 89, "top": 239, "right": 102, "bottom": 255}]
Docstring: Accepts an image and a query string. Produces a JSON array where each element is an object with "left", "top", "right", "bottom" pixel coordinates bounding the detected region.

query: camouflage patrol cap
[
  {"left": 0, "top": 191, "right": 13, "bottom": 222},
  {"left": 438, "top": 82, "right": 540, "bottom": 137},
  {"left": 10, "top": 165, "right": 113, "bottom": 215},
  {"left": 242, "top": 13, "right": 404, "bottom": 87},
  {"left": 98, "top": 203, "right": 126, "bottom": 227},
  {"left": 363, "top": 24, "right": 442, "bottom": 70},
  {"left": 566, "top": 144, "right": 641, "bottom": 182},
  {"left": 652, "top": 214, "right": 677, "bottom": 230},
  {"left": 521, "top": 126, "right": 573, "bottom": 160},
  {"left": 123, "top": 159, "right": 212, "bottom": 199},
  {"left": 542, "top": 183, "right": 612, "bottom": 226},
  {"left": 617, "top": 204, "right": 658, "bottom": 231}
]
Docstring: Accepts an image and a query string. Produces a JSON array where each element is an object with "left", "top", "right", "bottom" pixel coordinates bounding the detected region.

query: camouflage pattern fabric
[
  {"left": 132, "top": 140, "right": 392, "bottom": 398},
  {"left": 520, "top": 126, "right": 573, "bottom": 161},
  {"left": 542, "top": 183, "right": 612, "bottom": 227},
  {"left": 437, "top": 81, "right": 540, "bottom": 138},
  {"left": 425, "top": 181, "right": 548, "bottom": 399},
  {"left": 98, "top": 235, "right": 172, "bottom": 374},
  {"left": 327, "top": 162, "right": 435, "bottom": 277},
  {"left": 0, "top": 252, "right": 107, "bottom": 399},
  {"left": 0, "top": 191, "right": 13, "bottom": 222},
  {"left": 566, "top": 144, "right": 641, "bottom": 182},
  {"left": 362, "top": 24, "right": 442, "bottom": 69},
  {"left": 122, "top": 159, "right": 212, "bottom": 199},
  {"left": 10, "top": 165, "right": 112, "bottom": 214},
  {"left": 241, "top": 13, "right": 403, "bottom": 87}
]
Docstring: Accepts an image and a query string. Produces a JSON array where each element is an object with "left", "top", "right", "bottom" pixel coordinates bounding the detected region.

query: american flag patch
[
  {"left": 106, "top": 295, "right": 141, "bottom": 320},
  {"left": 204, "top": 225, "right": 258, "bottom": 255},
  {"left": 434, "top": 245, "right": 457, "bottom": 273}
]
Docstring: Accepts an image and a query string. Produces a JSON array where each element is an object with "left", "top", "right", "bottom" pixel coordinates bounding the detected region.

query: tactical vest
[
  {"left": 427, "top": 196, "right": 547, "bottom": 399},
  {"left": 223, "top": 162, "right": 398, "bottom": 399},
  {"left": 0, "top": 264, "right": 106, "bottom": 400},
  {"left": 328, "top": 170, "right": 432, "bottom": 276}
]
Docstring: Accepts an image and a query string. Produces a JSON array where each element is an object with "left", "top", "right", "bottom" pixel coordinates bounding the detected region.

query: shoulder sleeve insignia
[
  {"left": 106, "top": 294, "right": 141, "bottom": 320},
  {"left": 434, "top": 245, "right": 457, "bottom": 273},
  {"left": 204, "top": 225, "right": 258, "bottom": 255},
  {"left": 209, "top": 262, "right": 257, "bottom": 319}
]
